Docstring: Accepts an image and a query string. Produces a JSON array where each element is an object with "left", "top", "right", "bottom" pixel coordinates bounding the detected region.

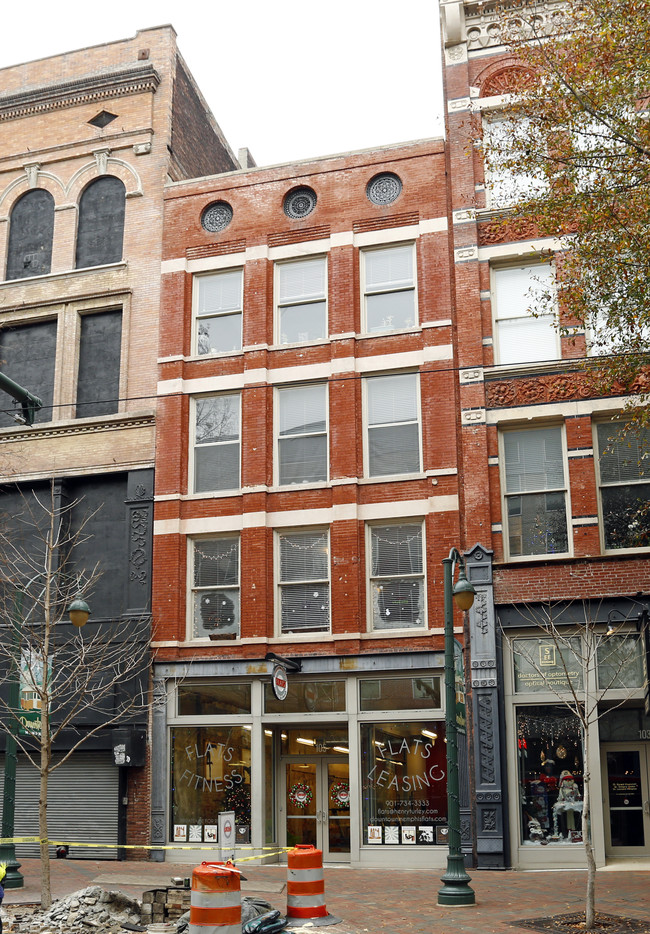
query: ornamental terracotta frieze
[
  {"left": 486, "top": 370, "right": 649, "bottom": 408},
  {"left": 478, "top": 217, "right": 541, "bottom": 245}
]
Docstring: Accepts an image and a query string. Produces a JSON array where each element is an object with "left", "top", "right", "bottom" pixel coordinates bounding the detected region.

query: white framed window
[
  {"left": 368, "top": 522, "right": 425, "bottom": 631},
  {"left": 194, "top": 268, "right": 243, "bottom": 355},
  {"left": 276, "top": 383, "right": 328, "bottom": 485},
  {"left": 277, "top": 528, "right": 330, "bottom": 634},
  {"left": 364, "top": 372, "right": 421, "bottom": 477},
  {"left": 482, "top": 114, "right": 548, "bottom": 209},
  {"left": 501, "top": 425, "right": 570, "bottom": 558},
  {"left": 362, "top": 243, "right": 417, "bottom": 334},
  {"left": 492, "top": 263, "right": 558, "bottom": 365},
  {"left": 193, "top": 393, "right": 241, "bottom": 493},
  {"left": 595, "top": 421, "right": 650, "bottom": 551},
  {"left": 275, "top": 257, "right": 327, "bottom": 344},
  {"left": 190, "top": 536, "right": 240, "bottom": 640}
]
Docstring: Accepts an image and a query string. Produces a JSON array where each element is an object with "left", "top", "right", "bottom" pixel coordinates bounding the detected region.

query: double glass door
[
  {"left": 603, "top": 744, "right": 650, "bottom": 856},
  {"left": 282, "top": 758, "right": 350, "bottom": 861}
]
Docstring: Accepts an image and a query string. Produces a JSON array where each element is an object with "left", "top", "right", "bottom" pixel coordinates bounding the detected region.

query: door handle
[{"left": 644, "top": 800, "right": 650, "bottom": 816}]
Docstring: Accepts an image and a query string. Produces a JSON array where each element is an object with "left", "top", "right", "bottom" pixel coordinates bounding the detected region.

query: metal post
[
  {"left": 437, "top": 551, "right": 474, "bottom": 906},
  {"left": 0, "top": 591, "right": 24, "bottom": 887}
]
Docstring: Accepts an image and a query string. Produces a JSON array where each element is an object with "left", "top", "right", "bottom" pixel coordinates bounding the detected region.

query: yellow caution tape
[{"left": 0, "top": 837, "right": 291, "bottom": 860}]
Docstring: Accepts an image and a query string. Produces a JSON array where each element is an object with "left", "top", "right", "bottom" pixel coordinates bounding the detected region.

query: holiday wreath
[
  {"left": 330, "top": 780, "right": 350, "bottom": 807},
  {"left": 289, "top": 782, "right": 313, "bottom": 808}
]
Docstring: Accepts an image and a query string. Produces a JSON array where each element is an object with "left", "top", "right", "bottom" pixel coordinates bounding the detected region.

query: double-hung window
[
  {"left": 276, "top": 257, "right": 327, "bottom": 344},
  {"left": 596, "top": 422, "right": 650, "bottom": 551},
  {"left": 482, "top": 115, "right": 547, "bottom": 209},
  {"left": 369, "top": 522, "right": 425, "bottom": 630},
  {"left": 277, "top": 383, "right": 328, "bottom": 485},
  {"left": 195, "top": 269, "right": 243, "bottom": 355},
  {"left": 193, "top": 393, "right": 241, "bottom": 493},
  {"left": 277, "top": 529, "right": 330, "bottom": 634},
  {"left": 365, "top": 372, "right": 421, "bottom": 477},
  {"left": 502, "top": 426, "right": 569, "bottom": 558},
  {"left": 191, "top": 536, "right": 240, "bottom": 640},
  {"left": 493, "top": 263, "right": 558, "bottom": 365},
  {"left": 362, "top": 244, "right": 416, "bottom": 334}
]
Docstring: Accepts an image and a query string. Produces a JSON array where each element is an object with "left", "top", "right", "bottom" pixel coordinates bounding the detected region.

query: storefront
[
  {"left": 503, "top": 626, "right": 650, "bottom": 869},
  {"left": 153, "top": 651, "right": 460, "bottom": 867}
]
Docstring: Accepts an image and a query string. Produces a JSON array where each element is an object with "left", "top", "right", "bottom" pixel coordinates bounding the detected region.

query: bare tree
[
  {"left": 502, "top": 600, "right": 648, "bottom": 932},
  {"left": 0, "top": 481, "right": 151, "bottom": 909}
]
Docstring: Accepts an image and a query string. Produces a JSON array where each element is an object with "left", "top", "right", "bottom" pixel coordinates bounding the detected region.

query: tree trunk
[
  {"left": 39, "top": 708, "right": 51, "bottom": 910},
  {"left": 582, "top": 734, "right": 596, "bottom": 932}
]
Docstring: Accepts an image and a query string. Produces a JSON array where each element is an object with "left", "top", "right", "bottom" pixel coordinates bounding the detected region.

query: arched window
[
  {"left": 75, "top": 176, "right": 126, "bottom": 269},
  {"left": 6, "top": 189, "right": 55, "bottom": 280}
]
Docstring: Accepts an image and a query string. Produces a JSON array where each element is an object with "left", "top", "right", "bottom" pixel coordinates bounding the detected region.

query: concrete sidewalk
[{"left": 4, "top": 858, "right": 650, "bottom": 934}]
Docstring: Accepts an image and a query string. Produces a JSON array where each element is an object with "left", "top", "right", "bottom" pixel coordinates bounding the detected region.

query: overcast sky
[{"left": 2, "top": 0, "right": 444, "bottom": 168}]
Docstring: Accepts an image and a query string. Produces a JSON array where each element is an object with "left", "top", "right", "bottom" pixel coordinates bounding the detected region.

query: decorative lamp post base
[
  {"left": 437, "top": 854, "right": 475, "bottom": 906},
  {"left": 0, "top": 850, "right": 23, "bottom": 889}
]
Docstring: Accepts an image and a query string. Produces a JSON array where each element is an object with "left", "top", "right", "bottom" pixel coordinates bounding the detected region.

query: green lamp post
[
  {"left": 437, "top": 548, "right": 476, "bottom": 907},
  {"left": 0, "top": 594, "right": 91, "bottom": 887}
]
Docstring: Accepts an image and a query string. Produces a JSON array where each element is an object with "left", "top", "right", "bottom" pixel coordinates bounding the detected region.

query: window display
[
  {"left": 360, "top": 721, "right": 446, "bottom": 845},
  {"left": 171, "top": 726, "right": 251, "bottom": 843},
  {"left": 517, "top": 707, "right": 584, "bottom": 845}
]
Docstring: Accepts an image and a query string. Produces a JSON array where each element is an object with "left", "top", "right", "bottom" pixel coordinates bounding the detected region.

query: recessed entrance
[
  {"left": 279, "top": 726, "right": 350, "bottom": 862},
  {"left": 602, "top": 743, "right": 650, "bottom": 857}
]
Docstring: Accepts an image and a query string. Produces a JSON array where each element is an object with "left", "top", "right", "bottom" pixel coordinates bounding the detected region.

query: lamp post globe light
[
  {"left": 0, "top": 595, "right": 91, "bottom": 888},
  {"left": 437, "top": 548, "right": 476, "bottom": 907}
]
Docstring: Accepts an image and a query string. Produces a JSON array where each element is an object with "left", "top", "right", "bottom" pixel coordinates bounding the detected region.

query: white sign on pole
[{"left": 218, "top": 810, "right": 236, "bottom": 857}]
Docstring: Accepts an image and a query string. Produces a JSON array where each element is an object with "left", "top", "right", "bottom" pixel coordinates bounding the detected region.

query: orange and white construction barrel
[
  {"left": 286, "top": 844, "right": 327, "bottom": 920},
  {"left": 189, "top": 861, "right": 241, "bottom": 934}
]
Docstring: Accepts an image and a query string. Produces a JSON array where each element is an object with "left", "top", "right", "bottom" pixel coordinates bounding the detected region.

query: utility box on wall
[{"left": 112, "top": 728, "right": 147, "bottom": 767}]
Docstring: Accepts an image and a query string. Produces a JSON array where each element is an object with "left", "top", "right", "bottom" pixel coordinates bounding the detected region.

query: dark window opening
[
  {"left": 76, "top": 310, "right": 122, "bottom": 418},
  {"left": 88, "top": 111, "right": 118, "bottom": 129},
  {"left": 75, "top": 176, "right": 126, "bottom": 269},
  {"left": 6, "top": 189, "right": 55, "bottom": 281},
  {"left": 0, "top": 320, "right": 56, "bottom": 427}
]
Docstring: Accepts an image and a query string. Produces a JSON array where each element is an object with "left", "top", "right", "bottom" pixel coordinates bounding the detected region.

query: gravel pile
[{"left": 7, "top": 886, "right": 143, "bottom": 933}]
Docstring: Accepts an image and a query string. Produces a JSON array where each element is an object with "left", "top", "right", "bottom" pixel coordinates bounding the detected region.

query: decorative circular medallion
[
  {"left": 366, "top": 172, "right": 402, "bottom": 206},
  {"left": 201, "top": 201, "right": 233, "bottom": 233},
  {"left": 330, "top": 780, "right": 350, "bottom": 807},
  {"left": 556, "top": 745, "right": 567, "bottom": 760},
  {"left": 283, "top": 186, "right": 317, "bottom": 220},
  {"left": 289, "top": 782, "right": 313, "bottom": 808}
]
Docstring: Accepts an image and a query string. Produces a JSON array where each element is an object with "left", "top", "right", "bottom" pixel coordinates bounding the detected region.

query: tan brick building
[{"left": 0, "top": 26, "right": 237, "bottom": 858}]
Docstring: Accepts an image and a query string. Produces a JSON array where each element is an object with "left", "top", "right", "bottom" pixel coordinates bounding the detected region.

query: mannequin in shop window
[{"left": 553, "top": 770, "right": 583, "bottom": 840}]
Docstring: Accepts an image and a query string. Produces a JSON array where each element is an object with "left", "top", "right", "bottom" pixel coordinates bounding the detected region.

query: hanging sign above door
[{"left": 272, "top": 664, "right": 289, "bottom": 701}]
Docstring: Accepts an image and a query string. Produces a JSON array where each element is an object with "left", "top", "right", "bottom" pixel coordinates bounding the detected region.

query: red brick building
[
  {"left": 441, "top": 0, "right": 650, "bottom": 870},
  {"left": 150, "top": 140, "right": 475, "bottom": 867}
]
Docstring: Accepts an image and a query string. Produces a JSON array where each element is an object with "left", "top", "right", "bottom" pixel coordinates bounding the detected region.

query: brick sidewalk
[{"left": 4, "top": 859, "right": 650, "bottom": 934}]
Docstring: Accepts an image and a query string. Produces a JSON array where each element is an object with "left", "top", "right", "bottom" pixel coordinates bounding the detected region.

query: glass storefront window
[
  {"left": 178, "top": 682, "right": 251, "bottom": 716},
  {"left": 596, "top": 634, "right": 645, "bottom": 690},
  {"left": 513, "top": 638, "right": 583, "bottom": 693},
  {"left": 171, "top": 726, "right": 251, "bottom": 843},
  {"left": 264, "top": 680, "right": 345, "bottom": 714},
  {"left": 517, "top": 706, "right": 583, "bottom": 846},
  {"left": 360, "top": 721, "right": 446, "bottom": 846},
  {"left": 359, "top": 677, "right": 441, "bottom": 712},
  {"left": 281, "top": 727, "right": 348, "bottom": 755}
]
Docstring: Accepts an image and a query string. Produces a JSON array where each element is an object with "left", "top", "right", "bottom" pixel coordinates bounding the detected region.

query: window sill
[
  {"left": 269, "top": 338, "right": 331, "bottom": 351},
  {"left": 484, "top": 359, "right": 572, "bottom": 380},
  {"left": 0, "top": 261, "right": 127, "bottom": 288},
  {"left": 602, "top": 545, "right": 650, "bottom": 557},
  {"left": 360, "top": 628, "right": 429, "bottom": 639},
  {"left": 499, "top": 552, "right": 574, "bottom": 565},
  {"left": 355, "top": 326, "right": 422, "bottom": 341},
  {"left": 358, "top": 472, "right": 426, "bottom": 485}
]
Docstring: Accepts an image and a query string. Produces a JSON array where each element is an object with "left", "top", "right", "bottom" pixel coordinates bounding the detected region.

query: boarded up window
[
  {"left": 0, "top": 320, "right": 56, "bottom": 426},
  {"left": 75, "top": 177, "right": 126, "bottom": 269},
  {"left": 76, "top": 310, "right": 122, "bottom": 418},
  {"left": 6, "top": 189, "right": 55, "bottom": 280}
]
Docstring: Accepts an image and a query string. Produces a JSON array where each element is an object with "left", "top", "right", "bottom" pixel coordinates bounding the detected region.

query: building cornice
[{"left": 0, "top": 64, "right": 160, "bottom": 123}]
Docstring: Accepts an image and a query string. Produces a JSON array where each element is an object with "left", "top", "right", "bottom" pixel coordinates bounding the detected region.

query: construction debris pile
[{"left": 6, "top": 886, "right": 143, "bottom": 933}]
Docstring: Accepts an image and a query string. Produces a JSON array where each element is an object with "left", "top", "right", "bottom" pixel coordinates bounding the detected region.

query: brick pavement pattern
[{"left": 5, "top": 860, "right": 650, "bottom": 934}]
